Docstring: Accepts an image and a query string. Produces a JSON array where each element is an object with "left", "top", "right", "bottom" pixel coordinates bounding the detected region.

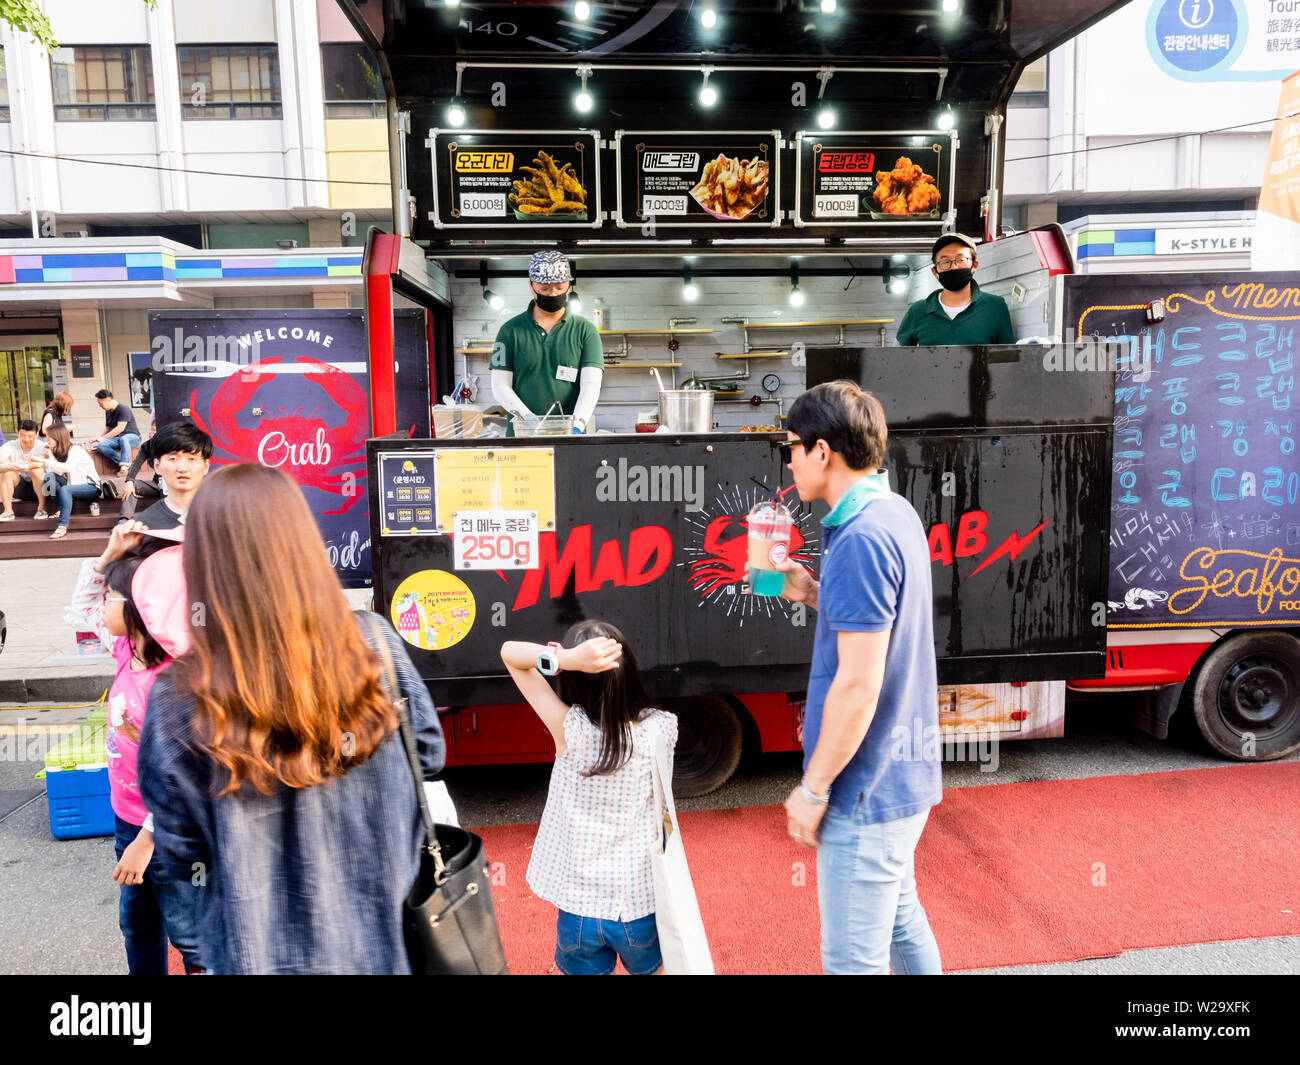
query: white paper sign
[
  {"left": 458, "top": 192, "right": 508, "bottom": 217},
  {"left": 453, "top": 510, "right": 539, "bottom": 570}
]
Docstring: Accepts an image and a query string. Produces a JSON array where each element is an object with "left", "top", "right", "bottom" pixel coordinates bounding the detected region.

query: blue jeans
[
  {"left": 95, "top": 433, "right": 140, "bottom": 466},
  {"left": 113, "top": 815, "right": 205, "bottom": 974},
  {"left": 50, "top": 474, "right": 100, "bottom": 528},
  {"left": 555, "top": 910, "right": 663, "bottom": 975},
  {"left": 816, "top": 803, "right": 942, "bottom": 975}
]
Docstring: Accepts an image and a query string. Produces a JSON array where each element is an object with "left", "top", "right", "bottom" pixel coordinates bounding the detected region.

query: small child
[
  {"left": 501, "top": 620, "right": 677, "bottom": 976},
  {"left": 66, "top": 522, "right": 204, "bottom": 974}
]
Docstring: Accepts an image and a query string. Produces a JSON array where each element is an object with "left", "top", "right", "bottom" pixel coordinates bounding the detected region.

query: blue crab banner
[{"left": 150, "top": 308, "right": 429, "bottom": 588}]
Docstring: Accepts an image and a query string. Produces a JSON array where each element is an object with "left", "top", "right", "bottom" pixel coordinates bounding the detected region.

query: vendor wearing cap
[
  {"left": 895, "top": 234, "right": 1015, "bottom": 346},
  {"left": 490, "top": 250, "right": 604, "bottom": 435}
]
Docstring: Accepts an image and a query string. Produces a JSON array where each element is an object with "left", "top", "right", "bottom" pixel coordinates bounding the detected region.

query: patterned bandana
[{"left": 528, "top": 250, "right": 573, "bottom": 284}]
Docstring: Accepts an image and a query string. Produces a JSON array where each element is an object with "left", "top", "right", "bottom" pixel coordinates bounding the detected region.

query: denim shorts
[{"left": 555, "top": 909, "right": 662, "bottom": 976}]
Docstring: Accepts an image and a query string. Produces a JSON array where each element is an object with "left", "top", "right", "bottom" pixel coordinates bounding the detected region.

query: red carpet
[{"left": 473, "top": 763, "right": 1300, "bottom": 974}]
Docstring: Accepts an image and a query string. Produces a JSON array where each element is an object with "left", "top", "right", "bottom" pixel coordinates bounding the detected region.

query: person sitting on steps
[
  {"left": 86, "top": 389, "right": 141, "bottom": 476},
  {"left": 0, "top": 420, "right": 55, "bottom": 521},
  {"left": 36, "top": 423, "right": 103, "bottom": 540}
]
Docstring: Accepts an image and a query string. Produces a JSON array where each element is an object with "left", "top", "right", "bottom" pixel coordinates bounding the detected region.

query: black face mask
[
  {"left": 534, "top": 292, "right": 568, "bottom": 312},
  {"left": 935, "top": 267, "right": 973, "bottom": 292}
]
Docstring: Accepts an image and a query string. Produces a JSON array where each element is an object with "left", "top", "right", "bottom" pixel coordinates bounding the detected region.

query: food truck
[
  {"left": 150, "top": 1, "right": 1297, "bottom": 792},
  {"left": 315, "top": 0, "right": 1171, "bottom": 794}
]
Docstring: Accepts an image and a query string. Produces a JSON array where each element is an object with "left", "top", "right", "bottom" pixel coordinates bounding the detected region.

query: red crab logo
[
  {"left": 681, "top": 484, "right": 817, "bottom": 618},
  {"left": 688, "top": 515, "right": 814, "bottom": 596},
  {"left": 189, "top": 357, "right": 369, "bottom": 515}
]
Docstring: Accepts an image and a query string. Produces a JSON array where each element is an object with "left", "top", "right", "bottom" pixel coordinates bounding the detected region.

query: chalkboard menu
[
  {"left": 427, "top": 129, "right": 600, "bottom": 230},
  {"left": 614, "top": 130, "right": 779, "bottom": 228},
  {"left": 1064, "top": 273, "right": 1300, "bottom": 629},
  {"left": 793, "top": 130, "right": 956, "bottom": 228},
  {"left": 70, "top": 345, "right": 94, "bottom": 378}
]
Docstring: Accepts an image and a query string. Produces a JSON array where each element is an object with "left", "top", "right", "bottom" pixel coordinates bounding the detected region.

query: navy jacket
[{"left": 139, "top": 613, "right": 445, "bottom": 974}]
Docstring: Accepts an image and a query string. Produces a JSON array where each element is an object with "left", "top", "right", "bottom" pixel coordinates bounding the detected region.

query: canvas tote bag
[{"left": 649, "top": 728, "right": 714, "bottom": 975}]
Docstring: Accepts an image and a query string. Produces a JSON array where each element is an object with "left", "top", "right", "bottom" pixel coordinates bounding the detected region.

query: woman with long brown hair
[
  {"left": 40, "top": 391, "right": 74, "bottom": 438},
  {"left": 38, "top": 422, "right": 102, "bottom": 538},
  {"left": 138, "top": 463, "right": 445, "bottom": 974}
]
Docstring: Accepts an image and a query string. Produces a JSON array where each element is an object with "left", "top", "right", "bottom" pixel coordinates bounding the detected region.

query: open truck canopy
[{"left": 337, "top": 0, "right": 1130, "bottom": 254}]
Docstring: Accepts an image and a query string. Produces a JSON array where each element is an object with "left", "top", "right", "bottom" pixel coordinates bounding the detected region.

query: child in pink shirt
[{"left": 66, "top": 523, "right": 203, "bottom": 974}]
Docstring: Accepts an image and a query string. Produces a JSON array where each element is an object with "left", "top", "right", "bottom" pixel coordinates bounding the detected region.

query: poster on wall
[
  {"left": 70, "top": 346, "right": 94, "bottom": 378},
  {"left": 148, "top": 309, "right": 430, "bottom": 588},
  {"left": 615, "top": 130, "right": 779, "bottom": 228},
  {"left": 127, "top": 352, "right": 153, "bottom": 411},
  {"left": 793, "top": 131, "right": 956, "bottom": 228},
  {"left": 1064, "top": 272, "right": 1300, "bottom": 629},
  {"left": 427, "top": 129, "right": 601, "bottom": 229},
  {"left": 51, "top": 359, "right": 69, "bottom": 392}
]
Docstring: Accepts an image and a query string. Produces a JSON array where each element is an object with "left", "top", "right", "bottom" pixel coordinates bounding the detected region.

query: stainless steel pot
[{"left": 658, "top": 389, "right": 715, "bottom": 433}]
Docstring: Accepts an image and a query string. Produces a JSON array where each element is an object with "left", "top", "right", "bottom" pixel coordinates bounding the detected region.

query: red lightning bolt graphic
[{"left": 969, "top": 519, "right": 1051, "bottom": 576}]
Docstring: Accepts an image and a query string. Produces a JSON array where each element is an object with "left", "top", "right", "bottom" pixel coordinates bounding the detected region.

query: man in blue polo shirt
[{"left": 774, "top": 380, "right": 942, "bottom": 975}]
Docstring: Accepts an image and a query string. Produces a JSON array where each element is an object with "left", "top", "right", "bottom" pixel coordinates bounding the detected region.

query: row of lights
[
  {"left": 484, "top": 268, "right": 908, "bottom": 312},
  {"left": 443, "top": 1, "right": 960, "bottom": 17},
  {"left": 447, "top": 76, "right": 957, "bottom": 130}
]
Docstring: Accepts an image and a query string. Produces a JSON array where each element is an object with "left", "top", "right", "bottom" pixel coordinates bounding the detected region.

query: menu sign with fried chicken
[
  {"left": 794, "top": 131, "right": 956, "bottom": 228},
  {"left": 615, "top": 131, "right": 780, "bottom": 228},
  {"left": 428, "top": 130, "right": 601, "bottom": 229}
]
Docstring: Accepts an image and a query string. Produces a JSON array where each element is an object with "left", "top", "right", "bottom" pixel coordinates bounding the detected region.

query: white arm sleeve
[
  {"left": 491, "top": 369, "right": 535, "bottom": 421},
  {"left": 572, "top": 366, "right": 604, "bottom": 429}
]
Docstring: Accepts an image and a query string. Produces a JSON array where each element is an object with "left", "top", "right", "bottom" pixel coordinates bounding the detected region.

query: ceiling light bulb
[
  {"left": 444, "top": 0, "right": 460, "bottom": 7},
  {"left": 943, "top": 0, "right": 960, "bottom": 12},
  {"left": 701, "top": 9, "right": 717, "bottom": 29},
  {"left": 574, "top": 1, "right": 591, "bottom": 19},
  {"left": 575, "top": 90, "right": 593, "bottom": 113},
  {"left": 490, "top": 292, "right": 505, "bottom": 311},
  {"left": 938, "top": 109, "right": 955, "bottom": 130},
  {"left": 817, "top": 108, "right": 835, "bottom": 129},
  {"left": 683, "top": 281, "right": 699, "bottom": 302},
  {"left": 446, "top": 102, "right": 466, "bottom": 127},
  {"left": 790, "top": 286, "right": 805, "bottom": 308},
  {"left": 889, "top": 279, "right": 907, "bottom": 295},
  {"left": 569, "top": 291, "right": 582, "bottom": 313},
  {"left": 699, "top": 84, "right": 718, "bottom": 107},
  {"left": 820, "top": 0, "right": 837, "bottom": 12}
]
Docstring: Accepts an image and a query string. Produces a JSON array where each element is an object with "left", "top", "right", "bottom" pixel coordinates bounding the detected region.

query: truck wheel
[
  {"left": 1190, "top": 631, "right": 1300, "bottom": 760},
  {"left": 663, "top": 696, "right": 744, "bottom": 797}
]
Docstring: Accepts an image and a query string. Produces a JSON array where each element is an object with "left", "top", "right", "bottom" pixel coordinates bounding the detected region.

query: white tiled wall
[{"left": 448, "top": 270, "right": 913, "bottom": 433}]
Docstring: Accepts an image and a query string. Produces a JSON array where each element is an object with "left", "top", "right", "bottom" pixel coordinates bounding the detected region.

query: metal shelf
[
  {"left": 603, "top": 362, "right": 683, "bottom": 368},
  {"left": 741, "top": 319, "right": 894, "bottom": 328},
  {"left": 456, "top": 348, "right": 495, "bottom": 355},
  {"left": 598, "top": 328, "right": 714, "bottom": 335},
  {"left": 715, "top": 351, "right": 788, "bottom": 359}
]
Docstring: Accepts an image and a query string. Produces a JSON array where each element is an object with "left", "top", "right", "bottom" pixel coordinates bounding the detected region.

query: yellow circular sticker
[{"left": 390, "top": 570, "right": 477, "bottom": 651}]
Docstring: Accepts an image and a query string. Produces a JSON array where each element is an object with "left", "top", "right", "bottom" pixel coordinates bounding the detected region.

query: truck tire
[
  {"left": 1190, "top": 631, "right": 1300, "bottom": 760},
  {"left": 663, "top": 696, "right": 744, "bottom": 797}
]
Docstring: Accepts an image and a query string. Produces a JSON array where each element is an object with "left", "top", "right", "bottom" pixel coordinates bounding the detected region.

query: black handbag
[{"left": 363, "top": 614, "right": 510, "bottom": 976}]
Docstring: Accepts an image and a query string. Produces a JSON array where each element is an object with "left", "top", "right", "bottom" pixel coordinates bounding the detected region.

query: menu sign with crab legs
[
  {"left": 793, "top": 130, "right": 957, "bottom": 228},
  {"left": 614, "top": 130, "right": 780, "bottom": 228},
  {"left": 427, "top": 129, "right": 601, "bottom": 230}
]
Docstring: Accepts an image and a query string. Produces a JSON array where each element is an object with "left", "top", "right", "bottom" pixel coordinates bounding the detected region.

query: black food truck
[{"left": 148, "top": 0, "right": 1298, "bottom": 794}]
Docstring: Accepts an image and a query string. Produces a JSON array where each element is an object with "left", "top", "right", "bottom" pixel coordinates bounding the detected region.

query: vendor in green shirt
[
  {"left": 490, "top": 250, "right": 604, "bottom": 435},
  {"left": 895, "top": 234, "right": 1016, "bottom": 346}
]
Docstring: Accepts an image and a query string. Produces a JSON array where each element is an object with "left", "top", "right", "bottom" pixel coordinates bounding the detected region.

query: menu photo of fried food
[
  {"left": 871, "top": 156, "right": 942, "bottom": 219},
  {"left": 689, "top": 154, "right": 770, "bottom": 220},
  {"left": 508, "top": 151, "right": 588, "bottom": 220}
]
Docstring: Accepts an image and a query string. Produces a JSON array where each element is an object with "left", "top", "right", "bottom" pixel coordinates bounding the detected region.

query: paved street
[{"left": 3, "top": 690, "right": 1295, "bottom": 976}]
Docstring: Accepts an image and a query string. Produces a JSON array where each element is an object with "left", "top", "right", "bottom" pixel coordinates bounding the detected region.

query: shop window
[
  {"left": 51, "top": 45, "right": 155, "bottom": 121},
  {"left": 321, "top": 43, "right": 385, "bottom": 118},
  {"left": 0, "top": 52, "right": 10, "bottom": 121},
  {"left": 179, "top": 44, "right": 282, "bottom": 120},
  {"left": 1009, "top": 55, "right": 1048, "bottom": 108}
]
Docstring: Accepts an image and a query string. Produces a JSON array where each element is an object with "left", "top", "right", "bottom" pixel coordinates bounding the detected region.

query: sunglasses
[{"left": 777, "top": 440, "right": 807, "bottom": 462}]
